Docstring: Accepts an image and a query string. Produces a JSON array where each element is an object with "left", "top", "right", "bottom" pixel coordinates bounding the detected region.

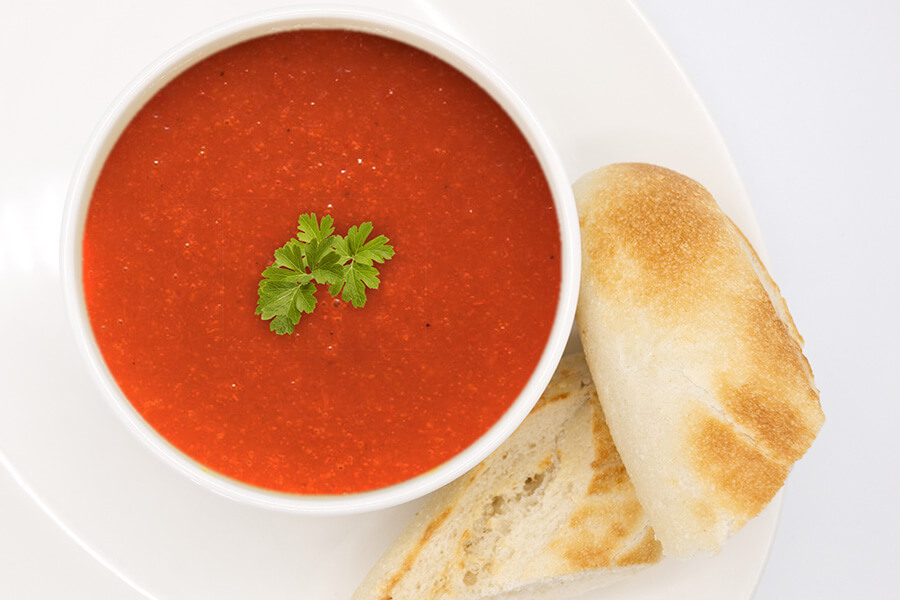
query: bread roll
[
  {"left": 574, "top": 163, "right": 824, "bottom": 557},
  {"left": 351, "top": 353, "right": 662, "bottom": 600}
]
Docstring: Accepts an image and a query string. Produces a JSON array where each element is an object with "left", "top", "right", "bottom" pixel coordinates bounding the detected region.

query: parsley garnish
[{"left": 256, "top": 213, "right": 395, "bottom": 335}]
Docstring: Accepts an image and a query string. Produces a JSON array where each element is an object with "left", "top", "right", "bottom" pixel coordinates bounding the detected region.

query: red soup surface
[{"left": 83, "top": 29, "right": 561, "bottom": 495}]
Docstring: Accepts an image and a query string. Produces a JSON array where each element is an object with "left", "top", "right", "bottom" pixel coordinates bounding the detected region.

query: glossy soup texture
[{"left": 83, "top": 30, "right": 561, "bottom": 494}]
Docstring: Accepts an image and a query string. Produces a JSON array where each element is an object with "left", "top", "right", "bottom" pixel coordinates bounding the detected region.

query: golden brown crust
[
  {"left": 579, "top": 163, "right": 731, "bottom": 317},
  {"left": 574, "top": 163, "right": 824, "bottom": 556},
  {"left": 549, "top": 389, "right": 662, "bottom": 571},
  {"left": 688, "top": 411, "right": 791, "bottom": 519},
  {"left": 378, "top": 506, "right": 455, "bottom": 599},
  {"left": 724, "top": 215, "right": 805, "bottom": 347},
  {"left": 616, "top": 528, "right": 664, "bottom": 567}
]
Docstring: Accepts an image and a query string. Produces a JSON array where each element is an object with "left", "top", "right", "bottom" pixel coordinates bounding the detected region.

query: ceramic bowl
[{"left": 61, "top": 5, "right": 579, "bottom": 514}]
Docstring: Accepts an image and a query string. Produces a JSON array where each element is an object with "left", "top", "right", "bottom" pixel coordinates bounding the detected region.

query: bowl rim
[{"left": 60, "top": 4, "right": 580, "bottom": 515}]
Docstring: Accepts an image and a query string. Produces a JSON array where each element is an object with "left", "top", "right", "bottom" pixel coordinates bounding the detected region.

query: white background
[
  {"left": 637, "top": 1, "right": 900, "bottom": 598},
  {"left": 1, "top": 1, "right": 898, "bottom": 598}
]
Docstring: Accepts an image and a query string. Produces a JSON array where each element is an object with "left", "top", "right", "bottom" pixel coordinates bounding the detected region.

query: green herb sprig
[{"left": 256, "top": 213, "right": 395, "bottom": 335}]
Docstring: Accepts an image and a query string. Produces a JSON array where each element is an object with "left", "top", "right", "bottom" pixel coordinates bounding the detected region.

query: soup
[{"left": 83, "top": 29, "right": 561, "bottom": 495}]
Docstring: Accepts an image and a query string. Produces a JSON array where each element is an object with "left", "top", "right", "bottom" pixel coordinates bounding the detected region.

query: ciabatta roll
[{"left": 574, "top": 163, "right": 824, "bottom": 557}]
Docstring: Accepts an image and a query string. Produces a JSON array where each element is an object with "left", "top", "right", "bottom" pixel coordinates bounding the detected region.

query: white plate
[{"left": 0, "top": 0, "right": 780, "bottom": 598}]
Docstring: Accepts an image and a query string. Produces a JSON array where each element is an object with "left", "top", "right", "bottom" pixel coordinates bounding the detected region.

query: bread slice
[
  {"left": 351, "top": 353, "right": 662, "bottom": 600},
  {"left": 574, "top": 163, "right": 824, "bottom": 557}
]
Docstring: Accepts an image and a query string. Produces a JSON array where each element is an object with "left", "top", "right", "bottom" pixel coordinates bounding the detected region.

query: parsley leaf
[
  {"left": 297, "top": 212, "right": 336, "bottom": 243},
  {"left": 330, "top": 222, "right": 395, "bottom": 307},
  {"left": 256, "top": 213, "right": 394, "bottom": 334},
  {"left": 337, "top": 262, "right": 382, "bottom": 307}
]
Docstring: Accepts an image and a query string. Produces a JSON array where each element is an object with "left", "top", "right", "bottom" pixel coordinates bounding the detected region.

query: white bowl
[{"left": 61, "top": 5, "right": 579, "bottom": 514}]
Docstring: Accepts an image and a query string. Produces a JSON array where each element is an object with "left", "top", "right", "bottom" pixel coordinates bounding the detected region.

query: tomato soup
[{"left": 83, "top": 30, "right": 561, "bottom": 495}]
